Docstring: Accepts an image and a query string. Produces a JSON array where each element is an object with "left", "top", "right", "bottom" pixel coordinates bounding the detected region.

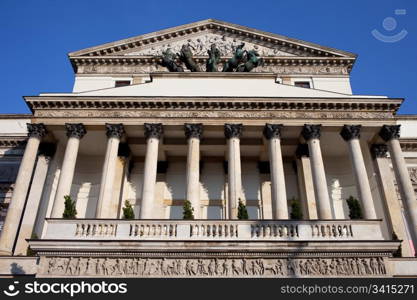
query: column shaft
[
  {"left": 296, "top": 155, "right": 318, "bottom": 220},
  {"left": 269, "top": 138, "right": 288, "bottom": 219},
  {"left": 227, "top": 137, "right": 242, "bottom": 219},
  {"left": 139, "top": 137, "right": 159, "bottom": 219},
  {"left": 388, "top": 138, "right": 417, "bottom": 245},
  {"left": 0, "top": 123, "right": 46, "bottom": 255},
  {"left": 186, "top": 137, "right": 201, "bottom": 218}
]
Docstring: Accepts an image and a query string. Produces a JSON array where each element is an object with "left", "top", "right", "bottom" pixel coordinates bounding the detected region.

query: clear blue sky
[{"left": 0, "top": 0, "right": 416, "bottom": 114}]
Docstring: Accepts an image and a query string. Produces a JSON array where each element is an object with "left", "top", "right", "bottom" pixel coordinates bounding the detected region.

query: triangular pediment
[{"left": 69, "top": 19, "right": 356, "bottom": 59}]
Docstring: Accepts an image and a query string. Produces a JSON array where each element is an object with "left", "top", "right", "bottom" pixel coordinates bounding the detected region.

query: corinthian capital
[
  {"left": 65, "top": 123, "right": 86, "bottom": 139},
  {"left": 144, "top": 123, "right": 163, "bottom": 140},
  {"left": 263, "top": 124, "right": 283, "bottom": 140},
  {"left": 379, "top": 125, "right": 400, "bottom": 142},
  {"left": 370, "top": 144, "right": 388, "bottom": 158},
  {"left": 224, "top": 124, "right": 243, "bottom": 139},
  {"left": 27, "top": 123, "right": 47, "bottom": 139},
  {"left": 340, "top": 125, "right": 361, "bottom": 141},
  {"left": 105, "top": 123, "right": 125, "bottom": 139},
  {"left": 301, "top": 124, "right": 321, "bottom": 141},
  {"left": 184, "top": 123, "right": 203, "bottom": 139}
]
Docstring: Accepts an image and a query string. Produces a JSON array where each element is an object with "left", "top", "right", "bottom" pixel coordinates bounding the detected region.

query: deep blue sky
[{"left": 1, "top": 0, "right": 416, "bottom": 114}]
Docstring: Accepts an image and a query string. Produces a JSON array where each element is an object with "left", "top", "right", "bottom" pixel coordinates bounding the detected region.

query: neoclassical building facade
[{"left": 0, "top": 19, "right": 417, "bottom": 277}]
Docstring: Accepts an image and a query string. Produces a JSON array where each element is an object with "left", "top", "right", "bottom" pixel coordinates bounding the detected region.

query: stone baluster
[
  {"left": 224, "top": 124, "right": 243, "bottom": 219},
  {"left": 379, "top": 125, "right": 417, "bottom": 249},
  {"left": 340, "top": 125, "right": 377, "bottom": 219},
  {"left": 184, "top": 123, "right": 203, "bottom": 219},
  {"left": 51, "top": 123, "right": 86, "bottom": 218},
  {"left": 371, "top": 144, "right": 414, "bottom": 256},
  {"left": 263, "top": 124, "right": 288, "bottom": 219},
  {"left": 96, "top": 124, "right": 125, "bottom": 218},
  {"left": 301, "top": 124, "right": 332, "bottom": 219},
  {"left": 0, "top": 123, "right": 47, "bottom": 255},
  {"left": 139, "top": 123, "right": 163, "bottom": 219}
]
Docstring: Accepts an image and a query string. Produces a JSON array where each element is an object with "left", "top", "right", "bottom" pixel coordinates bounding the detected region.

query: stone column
[
  {"left": 371, "top": 144, "right": 414, "bottom": 257},
  {"left": 295, "top": 144, "right": 318, "bottom": 219},
  {"left": 301, "top": 124, "right": 332, "bottom": 219},
  {"left": 380, "top": 125, "right": 417, "bottom": 248},
  {"left": 139, "top": 123, "right": 163, "bottom": 219},
  {"left": 96, "top": 124, "right": 125, "bottom": 218},
  {"left": 184, "top": 123, "right": 203, "bottom": 219},
  {"left": 14, "top": 143, "right": 56, "bottom": 255},
  {"left": 340, "top": 125, "right": 377, "bottom": 219},
  {"left": 0, "top": 123, "right": 47, "bottom": 255},
  {"left": 224, "top": 124, "right": 243, "bottom": 219},
  {"left": 263, "top": 124, "right": 288, "bottom": 219},
  {"left": 51, "top": 124, "right": 86, "bottom": 218}
]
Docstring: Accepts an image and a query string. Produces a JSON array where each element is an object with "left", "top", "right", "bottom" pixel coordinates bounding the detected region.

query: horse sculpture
[
  {"left": 179, "top": 44, "right": 201, "bottom": 72},
  {"left": 206, "top": 44, "right": 221, "bottom": 72},
  {"left": 236, "top": 49, "right": 263, "bottom": 72},
  {"left": 222, "top": 43, "right": 246, "bottom": 72},
  {"left": 160, "top": 48, "right": 184, "bottom": 72}
]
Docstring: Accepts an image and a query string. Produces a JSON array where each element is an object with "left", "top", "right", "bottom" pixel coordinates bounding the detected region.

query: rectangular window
[
  {"left": 115, "top": 80, "right": 131, "bottom": 87},
  {"left": 294, "top": 81, "right": 311, "bottom": 88}
]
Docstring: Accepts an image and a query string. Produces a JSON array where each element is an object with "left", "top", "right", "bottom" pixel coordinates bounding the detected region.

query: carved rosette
[
  {"left": 263, "top": 124, "right": 283, "bottom": 140},
  {"left": 379, "top": 125, "right": 401, "bottom": 142},
  {"left": 27, "top": 123, "right": 47, "bottom": 139},
  {"left": 224, "top": 124, "right": 243, "bottom": 139},
  {"left": 184, "top": 123, "right": 203, "bottom": 139},
  {"left": 301, "top": 124, "right": 321, "bottom": 141},
  {"left": 105, "top": 123, "right": 125, "bottom": 139},
  {"left": 340, "top": 125, "right": 361, "bottom": 141},
  {"left": 370, "top": 144, "right": 388, "bottom": 159},
  {"left": 65, "top": 123, "right": 87, "bottom": 139},
  {"left": 296, "top": 144, "right": 310, "bottom": 158},
  {"left": 144, "top": 123, "right": 163, "bottom": 140}
]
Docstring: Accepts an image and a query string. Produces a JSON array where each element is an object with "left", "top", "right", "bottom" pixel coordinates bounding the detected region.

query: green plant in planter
[
  {"left": 122, "top": 200, "right": 135, "bottom": 219},
  {"left": 237, "top": 199, "right": 249, "bottom": 220},
  {"left": 183, "top": 200, "right": 194, "bottom": 220},
  {"left": 290, "top": 198, "right": 303, "bottom": 220},
  {"left": 346, "top": 196, "right": 363, "bottom": 219},
  {"left": 62, "top": 195, "right": 77, "bottom": 219}
]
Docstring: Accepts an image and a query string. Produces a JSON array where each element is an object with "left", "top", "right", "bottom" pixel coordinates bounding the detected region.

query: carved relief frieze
[
  {"left": 33, "top": 110, "right": 394, "bottom": 120},
  {"left": 42, "top": 256, "right": 388, "bottom": 277}
]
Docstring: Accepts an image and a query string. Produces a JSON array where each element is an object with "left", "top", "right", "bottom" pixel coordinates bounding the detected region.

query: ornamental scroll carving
[{"left": 44, "top": 256, "right": 387, "bottom": 277}]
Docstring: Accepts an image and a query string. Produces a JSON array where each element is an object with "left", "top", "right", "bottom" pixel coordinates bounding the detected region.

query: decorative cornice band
[
  {"left": 144, "top": 123, "right": 163, "bottom": 140},
  {"left": 379, "top": 125, "right": 401, "bottom": 142},
  {"left": 105, "top": 123, "right": 125, "bottom": 139},
  {"left": 263, "top": 124, "right": 283, "bottom": 140},
  {"left": 184, "top": 123, "right": 203, "bottom": 139},
  {"left": 27, "top": 123, "right": 47, "bottom": 139},
  {"left": 340, "top": 125, "right": 361, "bottom": 141},
  {"left": 65, "top": 123, "right": 86, "bottom": 139},
  {"left": 301, "top": 124, "right": 321, "bottom": 141},
  {"left": 0, "top": 137, "right": 27, "bottom": 148}
]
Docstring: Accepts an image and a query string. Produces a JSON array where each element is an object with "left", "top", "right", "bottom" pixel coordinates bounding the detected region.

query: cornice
[
  {"left": 69, "top": 19, "right": 356, "bottom": 59},
  {"left": 0, "top": 136, "right": 27, "bottom": 148},
  {"left": 400, "top": 139, "right": 417, "bottom": 151},
  {"left": 24, "top": 96, "right": 402, "bottom": 114}
]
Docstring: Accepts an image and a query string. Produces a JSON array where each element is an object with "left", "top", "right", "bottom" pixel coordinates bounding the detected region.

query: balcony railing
[{"left": 41, "top": 219, "right": 384, "bottom": 241}]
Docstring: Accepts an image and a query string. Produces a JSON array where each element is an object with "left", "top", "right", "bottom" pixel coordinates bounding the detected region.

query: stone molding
[
  {"left": 0, "top": 137, "right": 27, "bottom": 148},
  {"left": 340, "top": 124, "right": 361, "bottom": 141},
  {"left": 65, "top": 123, "right": 86, "bottom": 139},
  {"left": 301, "top": 124, "right": 321, "bottom": 141},
  {"left": 379, "top": 125, "right": 401, "bottom": 142},
  {"left": 263, "top": 124, "right": 283, "bottom": 140},
  {"left": 105, "top": 123, "right": 125, "bottom": 139},
  {"left": 40, "top": 256, "right": 388, "bottom": 278},
  {"left": 371, "top": 144, "right": 388, "bottom": 159},
  {"left": 224, "top": 124, "right": 243, "bottom": 139},
  {"left": 144, "top": 123, "right": 163, "bottom": 140},
  {"left": 27, "top": 123, "right": 47, "bottom": 139},
  {"left": 184, "top": 123, "right": 203, "bottom": 139}
]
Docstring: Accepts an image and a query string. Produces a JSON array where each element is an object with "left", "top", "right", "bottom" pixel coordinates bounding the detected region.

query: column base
[{"left": 0, "top": 249, "right": 13, "bottom": 256}]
